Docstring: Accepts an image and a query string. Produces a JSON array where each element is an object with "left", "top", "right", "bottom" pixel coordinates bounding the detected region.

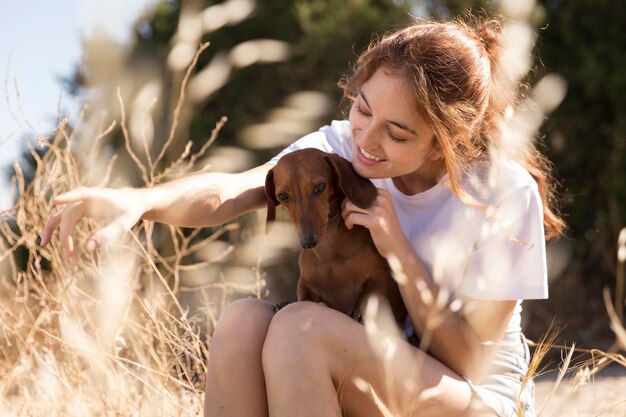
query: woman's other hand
[
  {"left": 41, "top": 186, "right": 145, "bottom": 259},
  {"left": 341, "top": 188, "right": 412, "bottom": 259}
]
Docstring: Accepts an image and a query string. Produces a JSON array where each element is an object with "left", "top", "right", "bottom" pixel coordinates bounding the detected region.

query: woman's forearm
[
  {"left": 396, "top": 252, "right": 495, "bottom": 382},
  {"left": 139, "top": 165, "right": 271, "bottom": 228}
]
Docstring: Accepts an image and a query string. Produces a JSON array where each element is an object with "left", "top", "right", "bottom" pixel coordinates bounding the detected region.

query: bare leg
[
  {"left": 204, "top": 298, "right": 275, "bottom": 417},
  {"left": 262, "top": 301, "right": 491, "bottom": 417}
]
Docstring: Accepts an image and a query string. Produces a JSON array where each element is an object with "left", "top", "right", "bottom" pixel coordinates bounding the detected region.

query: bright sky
[{"left": 0, "top": 0, "right": 157, "bottom": 210}]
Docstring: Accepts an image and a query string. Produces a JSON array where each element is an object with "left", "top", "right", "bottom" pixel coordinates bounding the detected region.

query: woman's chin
[{"left": 352, "top": 159, "right": 381, "bottom": 179}]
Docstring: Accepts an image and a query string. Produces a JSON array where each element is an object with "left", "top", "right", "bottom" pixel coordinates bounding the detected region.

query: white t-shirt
[{"left": 269, "top": 120, "right": 548, "bottom": 308}]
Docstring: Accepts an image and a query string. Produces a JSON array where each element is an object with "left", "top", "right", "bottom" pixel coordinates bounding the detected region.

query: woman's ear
[
  {"left": 429, "top": 149, "right": 444, "bottom": 161},
  {"left": 429, "top": 140, "right": 444, "bottom": 161}
]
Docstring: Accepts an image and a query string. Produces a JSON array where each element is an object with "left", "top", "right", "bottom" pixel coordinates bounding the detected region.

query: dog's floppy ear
[
  {"left": 325, "top": 154, "right": 377, "bottom": 208},
  {"left": 264, "top": 168, "right": 280, "bottom": 233}
]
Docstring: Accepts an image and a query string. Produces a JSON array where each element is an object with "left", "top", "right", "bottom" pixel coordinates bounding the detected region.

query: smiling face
[{"left": 348, "top": 66, "right": 445, "bottom": 194}]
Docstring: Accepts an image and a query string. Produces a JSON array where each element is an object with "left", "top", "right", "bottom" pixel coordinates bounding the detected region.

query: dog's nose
[{"left": 300, "top": 233, "right": 318, "bottom": 249}]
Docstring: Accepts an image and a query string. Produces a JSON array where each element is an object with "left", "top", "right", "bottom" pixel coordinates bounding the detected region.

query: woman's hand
[
  {"left": 40, "top": 165, "right": 273, "bottom": 261},
  {"left": 341, "top": 188, "right": 412, "bottom": 260},
  {"left": 41, "top": 187, "right": 145, "bottom": 259}
]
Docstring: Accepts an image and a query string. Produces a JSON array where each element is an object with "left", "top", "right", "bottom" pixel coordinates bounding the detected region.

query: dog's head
[{"left": 264, "top": 149, "right": 377, "bottom": 248}]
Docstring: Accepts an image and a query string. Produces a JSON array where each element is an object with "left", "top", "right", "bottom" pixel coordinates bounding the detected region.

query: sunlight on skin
[{"left": 358, "top": 295, "right": 453, "bottom": 415}]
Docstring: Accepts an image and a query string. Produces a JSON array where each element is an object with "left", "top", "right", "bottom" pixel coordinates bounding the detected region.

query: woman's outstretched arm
[{"left": 41, "top": 164, "right": 272, "bottom": 258}]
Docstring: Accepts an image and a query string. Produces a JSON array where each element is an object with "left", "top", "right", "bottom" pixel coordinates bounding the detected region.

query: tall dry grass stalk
[{"left": 0, "top": 39, "right": 266, "bottom": 415}]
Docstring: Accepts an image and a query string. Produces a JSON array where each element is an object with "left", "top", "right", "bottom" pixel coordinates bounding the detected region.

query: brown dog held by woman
[{"left": 265, "top": 148, "right": 405, "bottom": 322}]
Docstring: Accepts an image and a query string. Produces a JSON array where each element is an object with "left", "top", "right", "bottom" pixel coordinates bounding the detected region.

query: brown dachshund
[{"left": 265, "top": 148, "right": 405, "bottom": 322}]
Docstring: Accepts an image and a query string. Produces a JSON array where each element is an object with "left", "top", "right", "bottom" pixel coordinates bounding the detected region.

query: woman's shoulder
[
  {"left": 268, "top": 120, "right": 352, "bottom": 164},
  {"left": 320, "top": 119, "right": 351, "bottom": 137},
  {"left": 465, "top": 157, "right": 538, "bottom": 206}
]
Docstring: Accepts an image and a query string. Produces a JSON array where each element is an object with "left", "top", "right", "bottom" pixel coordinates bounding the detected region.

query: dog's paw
[
  {"left": 273, "top": 301, "right": 291, "bottom": 313},
  {"left": 348, "top": 309, "right": 363, "bottom": 324}
]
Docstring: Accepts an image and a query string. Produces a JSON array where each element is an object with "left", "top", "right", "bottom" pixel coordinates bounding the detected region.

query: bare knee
[
  {"left": 210, "top": 297, "right": 275, "bottom": 358},
  {"left": 262, "top": 301, "right": 328, "bottom": 371}
]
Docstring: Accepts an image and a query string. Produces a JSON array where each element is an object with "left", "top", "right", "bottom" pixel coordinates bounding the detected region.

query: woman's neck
[{"left": 392, "top": 160, "right": 446, "bottom": 195}]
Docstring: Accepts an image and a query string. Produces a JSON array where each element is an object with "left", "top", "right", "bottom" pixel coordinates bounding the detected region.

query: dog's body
[{"left": 265, "top": 148, "right": 405, "bottom": 321}]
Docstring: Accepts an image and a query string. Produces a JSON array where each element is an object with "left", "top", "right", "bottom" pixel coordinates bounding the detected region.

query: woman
[{"left": 42, "top": 15, "right": 563, "bottom": 417}]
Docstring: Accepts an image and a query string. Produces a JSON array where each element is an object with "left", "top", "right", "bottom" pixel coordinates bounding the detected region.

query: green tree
[
  {"left": 528, "top": 0, "right": 626, "bottom": 344},
  {"left": 537, "top": 0, "right": 626, "bottom": 276}
]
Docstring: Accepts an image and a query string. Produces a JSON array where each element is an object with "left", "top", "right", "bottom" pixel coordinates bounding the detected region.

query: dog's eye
[
  {"left": 277, "top": 192, "right": 290, "bottom": 202},
  {"left": 313, "top": 183, "right": 326, "bottom": 194}
]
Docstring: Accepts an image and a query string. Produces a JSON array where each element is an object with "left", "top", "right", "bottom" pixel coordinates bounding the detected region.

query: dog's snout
[{"left": 300, "top": 233, "right": 319, "bottom": 249}]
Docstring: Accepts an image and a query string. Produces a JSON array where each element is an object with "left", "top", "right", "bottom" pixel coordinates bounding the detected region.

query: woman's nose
[{"left": 356, "top": 124, "right": 379, "bottom": 148}]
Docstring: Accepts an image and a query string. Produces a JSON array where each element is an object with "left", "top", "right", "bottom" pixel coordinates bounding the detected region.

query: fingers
[
  {"left": 42, "top": 208, "right": 132, "bottom": 257},
  {"left": 343, "top": 211, "right": 372, "bottom": 230},
  {"left": 52, "top": 187, "right": 92, "bottom": 205},
  {"left": 42, "top": 187, "right": 136, "bottom": 258},
  {"left": 41, "top": 188, "right": 90, "bottom": 253},
  {"left": 341, "top": 190, "right": 393, "bottom": 231},
  {"left": 40, "top": 212, "right": 62, "bottom": 247},
  {"left": 59, "top": 203, "right": 86, "bottom": 261},
  {"left": 85, "top": 217, "right": 131, "bottom": 253},
  {"left": 41, "top": 187, "right": 90, "bottom": 247}
]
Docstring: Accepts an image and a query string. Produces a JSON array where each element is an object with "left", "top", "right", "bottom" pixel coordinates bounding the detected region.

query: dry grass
[
  {"left": 0, "top": 40, "right": 266, "bottom": 416},
  {"left": 1, "top": 127, "right": 204, "bottom": 416}
]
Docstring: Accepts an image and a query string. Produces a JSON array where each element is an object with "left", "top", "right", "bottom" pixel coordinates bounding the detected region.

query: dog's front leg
[{"left": 296, "top": 278, "right": 320, "bottom": 303}]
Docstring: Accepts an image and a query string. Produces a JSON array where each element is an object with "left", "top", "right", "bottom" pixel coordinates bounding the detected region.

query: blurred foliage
[
  {"left": 67, "top": 0, "right": 411, "bottom": 168},
  {"left": 537, "top": 0, "right": 626, "bottom": 281},
  {"left": 529, "top": 0, "right": 626, "bottom": 345}
]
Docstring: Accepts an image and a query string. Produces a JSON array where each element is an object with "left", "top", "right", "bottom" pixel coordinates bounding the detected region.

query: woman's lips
[{"left": 356, "top": 146, "right": 384, "bottom": 165}]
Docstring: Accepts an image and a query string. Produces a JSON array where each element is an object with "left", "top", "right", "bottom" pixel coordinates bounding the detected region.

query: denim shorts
[
  {"left": 464, "top": 332, "right": 535, "bottom": 417},
  {"left": 404, "top": 320, "right": 535, "bottom": 417}
]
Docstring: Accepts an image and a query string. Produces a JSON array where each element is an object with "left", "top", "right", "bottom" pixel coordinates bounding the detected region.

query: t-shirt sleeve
[
  {"left": 461, "top": 183, "right": 548, "bottom": 300},
  {"left": 267, "top": 120, "right": 352, "bottom": 164}
]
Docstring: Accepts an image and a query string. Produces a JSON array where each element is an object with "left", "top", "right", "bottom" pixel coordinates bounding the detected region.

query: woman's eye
[
  {"left": 277, "top": 193, "right": 290, "bottom": 202},
  {"left": 313, "top": 183, "right": 326, "bottom": 194},
  {"left": 355, "top": 104, "right": 371, "bottom": 117},
  {"left": 386, "top": 129, "right": 406, "bottom": 143}
]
